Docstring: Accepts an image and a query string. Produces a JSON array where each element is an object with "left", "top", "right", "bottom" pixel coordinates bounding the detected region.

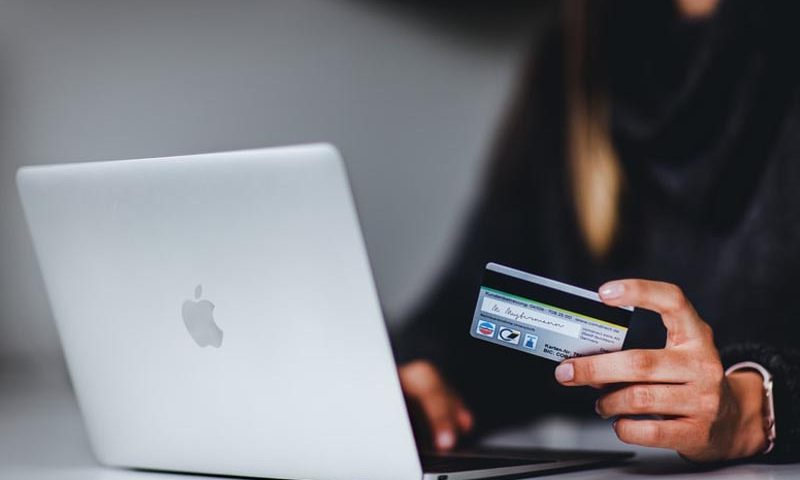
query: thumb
[{"left": 599, "top": 279, "right": 708, "bottom": 346}]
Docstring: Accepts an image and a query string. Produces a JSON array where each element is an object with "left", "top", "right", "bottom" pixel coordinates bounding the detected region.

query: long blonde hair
[{"left": 564, "top": 0, "right": 623, "bottom": 260}]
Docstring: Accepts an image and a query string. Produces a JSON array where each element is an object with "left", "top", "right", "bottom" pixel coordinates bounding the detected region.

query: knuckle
[
  {"left": 427, "top": 395, "right": 457, "bottom": 419},
  {"left": 625, "top": 279, "right": 643, "bottom": 297},
  {"left": 415, "top": 360, "right": 439, "bottom": 379},
  {"left": 642, "top": 422, "right": 662, "bottom": 444},
  {"left": 628, "top": 280, "right": 650, "bottom": 304},
  {"left": 401, "top": 361, "right": 441, "bottom": 393},
  {"left": 663, "top": 284, "right": 689, "bottom": 313},
  {"left": 578, "top": 359, "right": 597, "bottom": 383},
  {"left": 421, "top": 396, "right": 447, "bottom": 417},
  {"left": 628, "top": 386, "right": 655, "bottom": 410},
  {"left": 432, "top": 416, "right": 455, "bottom": 433},
  {"left": 701, "top": 323, "right": 715, "bottom": 343},
  {"left": 630, "top": 350, "right": 655, "bottom": 376},
  {"left": 425, "top": 409, "right": 448, "bottom": 426}
]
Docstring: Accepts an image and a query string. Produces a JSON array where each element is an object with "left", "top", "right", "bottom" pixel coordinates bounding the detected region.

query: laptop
[{"left": 17, "top": 143, "right": 632, "bottom": 480}]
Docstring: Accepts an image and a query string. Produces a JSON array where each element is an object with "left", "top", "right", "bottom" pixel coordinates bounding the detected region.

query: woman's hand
[
  {"left": 554, "top": 279, "right": 768, "bottom": 463},
  {"left": 398, "top": 360, "right": 473, "bottom": 451}
]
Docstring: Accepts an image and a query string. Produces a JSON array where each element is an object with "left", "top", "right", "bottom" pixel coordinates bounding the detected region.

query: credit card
[{"left": 470, "top": 263, "right": 633, "bottom": 362}]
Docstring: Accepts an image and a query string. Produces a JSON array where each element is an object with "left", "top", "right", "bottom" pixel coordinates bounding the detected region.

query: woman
[{"left": 394, "top": 0, "right": 800, "bottom": 463}]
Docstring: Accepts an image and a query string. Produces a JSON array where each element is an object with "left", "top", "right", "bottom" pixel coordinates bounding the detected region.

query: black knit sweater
[{"left": 394, "top": 0, "right": 800, "bottom": 463}]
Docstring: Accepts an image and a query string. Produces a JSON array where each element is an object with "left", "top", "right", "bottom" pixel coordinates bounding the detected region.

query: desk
[{"left": 1, "top": 367, "right": 797, "bottom": 480}]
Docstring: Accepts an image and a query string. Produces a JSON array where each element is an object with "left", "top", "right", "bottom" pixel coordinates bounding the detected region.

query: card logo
[
  {"left": 523, "top": 333, "right": 538, "bottom": 350},
  {"left": 498, "top": 327, "right": 521, "bottom": 345},
  {"left": 476, "top": 320, "right": 496, "bottom": 337}
]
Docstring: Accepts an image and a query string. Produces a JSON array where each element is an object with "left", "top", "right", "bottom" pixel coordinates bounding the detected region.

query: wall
[{"left": 0, "top": 0, "right": 548, "bottom": 369}]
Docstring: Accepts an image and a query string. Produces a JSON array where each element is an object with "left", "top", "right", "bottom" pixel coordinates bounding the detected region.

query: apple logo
[{"left": 181, "top": 284, "right": 223, "bottom": 348}]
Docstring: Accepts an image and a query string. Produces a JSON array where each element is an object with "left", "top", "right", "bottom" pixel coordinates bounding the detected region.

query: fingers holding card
[{"left": 469, "top": 263, "right": 633, "bottom": 362}]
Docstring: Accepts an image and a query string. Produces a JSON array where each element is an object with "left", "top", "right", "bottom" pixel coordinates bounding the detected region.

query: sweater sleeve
[{"left": 721, "top": 343, "right": 800, "bottom": 463}]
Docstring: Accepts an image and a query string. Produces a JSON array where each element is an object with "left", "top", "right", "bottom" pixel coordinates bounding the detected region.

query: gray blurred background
[{"left": 0, "top": 0, "right": 550, "bottom": 380}]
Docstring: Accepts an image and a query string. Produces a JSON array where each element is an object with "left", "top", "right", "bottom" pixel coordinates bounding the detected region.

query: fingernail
[
  {"left": 555, "top": 363, "right": 574, "bottom": 383},
  {"left": 458, "top": 409, "right": 474, "bottom": 431},
  {"left": 437, "top": 430, "right": 455, "bottom": 449},
  {"left": 599, "top": 282, "right": 625, "bottom": 299},
  {"left": 594, "top": 399, "right": 601, "bottom": 416}
]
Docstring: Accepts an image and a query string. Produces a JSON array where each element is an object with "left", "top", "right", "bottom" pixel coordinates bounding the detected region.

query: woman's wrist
[{"left": 726, "top": 370, "right": 768, "bottom": 459}]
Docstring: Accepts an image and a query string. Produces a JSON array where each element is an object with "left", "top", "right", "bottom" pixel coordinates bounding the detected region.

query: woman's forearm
[
  {"left": 726, "top": 371, "right": 768, "bottom": 459},
  {"left": 721, "top": 343, "right": 800, "bottom": 462}
]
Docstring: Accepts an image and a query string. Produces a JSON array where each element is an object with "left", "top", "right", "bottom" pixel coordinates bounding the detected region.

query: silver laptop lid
[{"left": 17, "top": 144, "right": 422, "bottom": 480}]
